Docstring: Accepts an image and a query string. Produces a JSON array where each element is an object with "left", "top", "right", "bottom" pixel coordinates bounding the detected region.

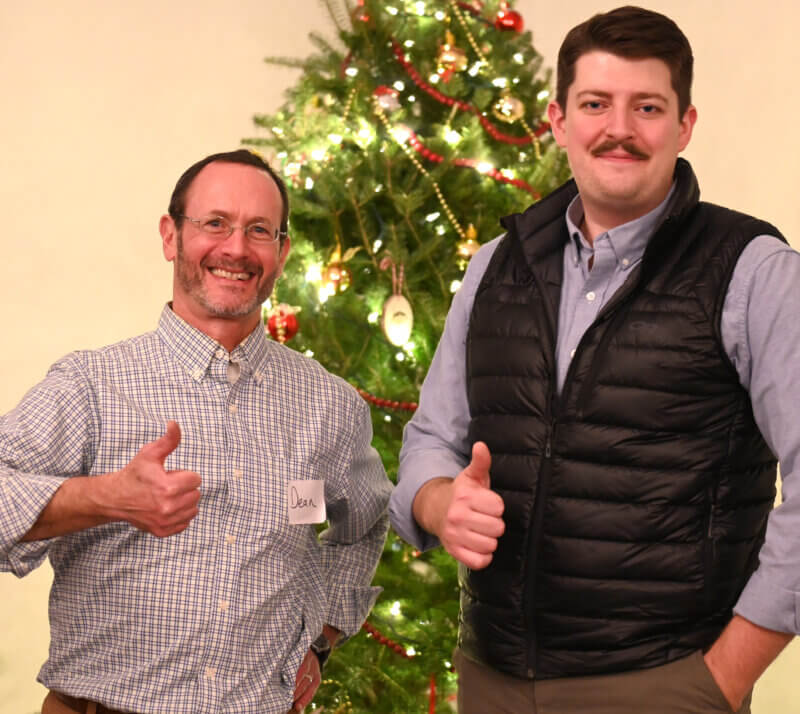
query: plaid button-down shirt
[{"left": 0, "top": 306, "right": 391, "bottom": 713}]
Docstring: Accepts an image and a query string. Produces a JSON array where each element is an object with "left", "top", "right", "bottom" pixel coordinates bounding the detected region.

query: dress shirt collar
[
  {"left": 156, "top": 304, "right": 272, "bottom": 382},
  {"left": 564, "top": 182, "right": 678, "bottom": 272}
]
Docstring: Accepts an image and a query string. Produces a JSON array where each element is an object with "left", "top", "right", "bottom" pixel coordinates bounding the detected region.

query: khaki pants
[{"left": 454, "top": 648, "right": 752, "bottom": 714}]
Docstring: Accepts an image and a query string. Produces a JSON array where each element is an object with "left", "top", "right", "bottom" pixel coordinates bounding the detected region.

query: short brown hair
[
  {"left": 168, "top": 149, "right": 289, "bottom": 246},
  {"left": 555, "top": 6, "right": 693, "bottom": 118}
]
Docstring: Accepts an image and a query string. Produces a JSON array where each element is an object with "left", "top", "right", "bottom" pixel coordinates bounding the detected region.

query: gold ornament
[
  {"left": 492, "top": 91, "right": 525, "bottom": 123},
  {"left": 437, "top": 31, "right": 468, "bottom": 78},
  {"left": 456, "top": 224, "right": 480, "bottom": 269}
]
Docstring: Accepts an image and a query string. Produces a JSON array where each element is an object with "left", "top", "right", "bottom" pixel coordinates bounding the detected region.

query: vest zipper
[{"left": 525, "top": 414, "right": 556, "bottom": 677}]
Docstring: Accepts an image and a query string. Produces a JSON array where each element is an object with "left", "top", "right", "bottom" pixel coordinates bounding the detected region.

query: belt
[{"left": 51, "top": 691, "right": 132, "bottom": 714}]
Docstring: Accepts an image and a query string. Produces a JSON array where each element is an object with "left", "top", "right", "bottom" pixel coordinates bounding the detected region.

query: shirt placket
[{"left": 196, "top": 347, "right": 244, "bottom": 711}]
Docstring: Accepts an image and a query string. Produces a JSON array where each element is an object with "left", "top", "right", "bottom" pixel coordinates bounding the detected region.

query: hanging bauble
[
  {"left": 437, "top": 31, "right": 468, "bottom": 82},
  {"left": 457, "top": 224, "right": 481, "bottom": 260},
  {"left": 374, "top": 85, "right": 401, "bottom": 114},
  {"left": 492, "top": 92, "right": 525, "bottom": 123},
  {"left": 321, "top": 262, "right": 353, "bottom": 294},
  {"left": 495, "top": 7, "right": 524, "bottom": 32},
  {"left": 379, "top": 255, "right": 413, "bottom": 346},
  {"left": 265, "top": 304, "right": 300, "bottom": 343},
  {"left": 381, "top": 294, "right": 414, "bottom": 347}
]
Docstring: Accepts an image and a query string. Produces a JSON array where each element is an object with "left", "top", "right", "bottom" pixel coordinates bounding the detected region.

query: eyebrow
[
  {"left": 205, "top": 210, "right": 274, "bottom": 225},
  {"left": 576, "top": 90, "right": 670, "bottom": 103}
]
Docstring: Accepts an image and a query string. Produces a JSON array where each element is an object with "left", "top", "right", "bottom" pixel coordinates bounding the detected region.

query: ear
[
  {"left": 160, "top": 214, "right": 178, "bottom": 262},
  {"left": 677, "top": 104, "right": 698, "bottom": 153},
  {"left": 547, "top": 100, "right": 568, "bottom": 148},
  {"left": 276, "top": 235, "right": 291, "bottom": 277}
]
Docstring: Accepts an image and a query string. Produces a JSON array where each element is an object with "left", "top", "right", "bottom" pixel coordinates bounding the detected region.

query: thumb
[
  {"left": 462, "top": 441, "right": 491, "bottom": 489},
  {"left": 142, "top": 420, "right": 182, "bottom": 463}
]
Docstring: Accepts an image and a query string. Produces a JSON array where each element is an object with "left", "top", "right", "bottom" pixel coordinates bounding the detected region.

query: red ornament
[
  {"left": 265, "top": 304, "right": 299, "bottom": 343},
  {"left": 495, "top": 8, "right": 523, "bottom": 32}
]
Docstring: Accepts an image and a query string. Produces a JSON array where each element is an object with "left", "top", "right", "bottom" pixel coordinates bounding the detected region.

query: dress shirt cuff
[
  {"left": 0, "top": 471, "right": 63, "bottom": 576},
  {"left": 324, "top": 583, "right": 383, "bottom": 638},
  {"left": 391, "top": 449, "right": 464, "bottom": 552},
  {"left": 734, "top": 568, "right": 800, "bottom": 634}
]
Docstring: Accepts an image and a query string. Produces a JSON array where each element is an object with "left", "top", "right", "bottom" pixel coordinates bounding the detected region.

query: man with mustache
[
  {"left": 390, "top": 6, "right": 799, "bottom": 713},
  {"left": 0, "top": 150, "right": 391, "bottom": 714}
]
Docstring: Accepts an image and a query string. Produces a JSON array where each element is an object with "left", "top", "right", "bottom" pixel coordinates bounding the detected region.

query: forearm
[
  {"left": 705, "top": 615, "right": 793, "bottom": 709},
  {"left": 21, "top": 472, "right": 117, "bottom": 541}
]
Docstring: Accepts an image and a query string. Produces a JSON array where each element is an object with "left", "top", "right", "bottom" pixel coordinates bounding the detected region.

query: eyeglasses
[{"left": 180, "top": 214, "right": 286, "bottom": 244}]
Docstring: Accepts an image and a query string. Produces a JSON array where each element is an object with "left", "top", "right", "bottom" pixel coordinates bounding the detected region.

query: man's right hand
[
  {"left": 109, "top": 421, "right": 202, "bottom": 537},
  {"left": 413, "top": 442, "right": 505, "bottom": 570}
]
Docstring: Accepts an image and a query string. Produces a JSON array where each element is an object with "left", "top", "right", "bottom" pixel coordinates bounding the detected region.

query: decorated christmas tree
[{"left": 244, "top": 0, "right": 570, "bottom": 710}]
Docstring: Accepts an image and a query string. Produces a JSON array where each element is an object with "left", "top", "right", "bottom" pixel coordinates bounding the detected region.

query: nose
[
  {"left": 220, "top": 225, "right": 250, "bottom": 256},
  {"left": 605, "top": 105, "right": 634, "bottom": 140}
]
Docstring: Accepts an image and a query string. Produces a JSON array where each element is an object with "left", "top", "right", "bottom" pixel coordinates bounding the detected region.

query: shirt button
[
  {"left": 204, "top": 666, "right": 217, "bottom": 680},
  {"left": 232, "top": 468, "right": 243, "bottom": 480},
  {"left": 228, "top": 404, "right": 238, "bottom": 415},
  {"left": 586, "top": 291, "right": 596, "bottom": 302},
  {"left": 215, "top": 349, "right": 226, "bottom": 359},
  {"left": 225, "top": 534, "right": 236, "bottom": 545},
  {"left": 254, "top": 372, "right": 263, "bottom": 384},
  {"left": 219, "top": 600, "right": 230, "bottom": 612},
  {"left": 192, "top": 368, "right": 203, "bottom": 380},
  {"left": 570, "top": 349, "right": 576, "bottom": 358},
  {"left": 622, "top": 258, "right": 630, "bottom": 267}
]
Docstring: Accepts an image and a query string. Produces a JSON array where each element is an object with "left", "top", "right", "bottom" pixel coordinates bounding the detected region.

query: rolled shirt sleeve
[
  {"left": 319, "top": 398, "right": 392, "bottom": 637},
  {"left": 0, "top": 355, "right": 97, "bottom": 576},
  {"left": 390, "top": 238, "right": 501, "bottom": 551},
  {"left": 723, "top": 236, "right": 800, "bottom": 633}
]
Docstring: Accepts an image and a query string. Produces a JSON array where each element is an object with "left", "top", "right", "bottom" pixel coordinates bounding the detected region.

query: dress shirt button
[
  {"left": 225, "top": 534, "right": 236, "bottom": 545},
  {"left": 204, "top": 666, "right": 217, "bottom": 680},
  {"left": 254, "top": 372, "right": 263, "bottom": 384},
  {"left": 232, "top": 468, "right": 243, "bottom": 480},
  {"left": 228, "top": 404, "right": 238, "bottom": 415},
  {"left": 215, "top": 348, "right": 226, "bottom": 360},
  {"left": 192, "top": 368, "right": 203, "bottom": 380},
  {"left": 570, "top": 348, "right": 576, "bottom": 359},
  {"left": 586, "top": 291, "right": 596, "bottom": 302},
  {"left": 622, "top": 258, "right": 630, "bottom": 267},
  {"left": 219, "top": 600, "right": 230, "bottom": 612}
]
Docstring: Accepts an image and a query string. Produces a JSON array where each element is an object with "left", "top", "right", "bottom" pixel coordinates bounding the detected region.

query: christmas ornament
[
  {"left": 495, "top": 5, "right": 524, "bottom": 32},
  {"left": 321, "top": 261, "right": 353, "bottom": 294},
  {"left": 457, "top": 224, "right": 480, "bottom": 260},
  {"left": 373, "top": 85, "right": 400, "bottom": 114},
  {"left": 265, "top": 303, "right": 300, "bottom": 343},
  {"left": 380, "top": 256, "right": 413, "bottom": 346},
  {"left": 437, "top": 31, "right": 468, "bottom": 81},
  {"left": 493, "top": 91, "right": 525, "bottom": 123}
]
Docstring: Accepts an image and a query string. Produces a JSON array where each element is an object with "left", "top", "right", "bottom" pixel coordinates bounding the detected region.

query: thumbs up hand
[
  {"left": 417, "top": 441, "right": 505, "bottom": 570},
  {"left": 108, "top": 421, "right": 202, "bottom": 537}
]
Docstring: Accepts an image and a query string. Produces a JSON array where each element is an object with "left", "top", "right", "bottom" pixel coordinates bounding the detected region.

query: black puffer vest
[{"left": 461, "top": 159, "right": 782, "bottom": 679}]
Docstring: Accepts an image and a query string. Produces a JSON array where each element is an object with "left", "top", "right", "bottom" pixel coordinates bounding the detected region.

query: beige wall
[{"left": 0, "top": 1, "right": 798, "bottom": 711}]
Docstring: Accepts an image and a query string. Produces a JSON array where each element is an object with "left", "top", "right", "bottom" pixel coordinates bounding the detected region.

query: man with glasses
[{"left": 0, "top": 150, "right": 391, "bottom": 714}]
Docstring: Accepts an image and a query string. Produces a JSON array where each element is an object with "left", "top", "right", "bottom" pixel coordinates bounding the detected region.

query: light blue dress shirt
[{"left": 391, "top": 187, "right": 800, "bottom": 635}]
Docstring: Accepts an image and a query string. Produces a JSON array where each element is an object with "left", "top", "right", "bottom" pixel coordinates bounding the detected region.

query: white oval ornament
[{"left": 381, "top": 294, "right": 413, "bottom": 346}]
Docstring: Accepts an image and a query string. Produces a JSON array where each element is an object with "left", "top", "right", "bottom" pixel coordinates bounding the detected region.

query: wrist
[
  {"left": 310, "top": 633, "right": 332, "bottom": 670},
  {"left": 412, "top": 477, "right": 454, "bottom": 537}
]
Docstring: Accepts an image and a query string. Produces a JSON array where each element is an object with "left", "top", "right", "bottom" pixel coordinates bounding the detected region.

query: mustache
[{"left": 591, "top": 140, "right": 649, "bottom": 160}]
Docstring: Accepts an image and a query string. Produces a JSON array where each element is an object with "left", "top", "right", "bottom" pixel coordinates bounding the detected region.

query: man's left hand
[{"left": 292, "top": 649, "right": 321, "bottom": 712}]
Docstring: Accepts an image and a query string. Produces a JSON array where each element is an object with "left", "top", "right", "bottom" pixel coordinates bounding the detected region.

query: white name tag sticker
[{"left": 287, "top": 479, "right": 326, "bottom": 524}]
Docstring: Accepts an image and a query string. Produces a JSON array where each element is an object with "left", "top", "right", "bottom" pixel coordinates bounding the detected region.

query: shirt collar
[
  {"left": 564, "top": 182, "right": 678, "bottom": 271},
  {"left": 156, "top": 304, "right": 272, "bottom": 382}
]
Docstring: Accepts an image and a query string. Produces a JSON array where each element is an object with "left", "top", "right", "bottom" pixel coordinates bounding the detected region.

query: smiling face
[
  {"left": 160, "top": 161, "right": 290, "bottom": 348},
  {"left": 548, "top": 51, "right": 697, "bottom": 237}
]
